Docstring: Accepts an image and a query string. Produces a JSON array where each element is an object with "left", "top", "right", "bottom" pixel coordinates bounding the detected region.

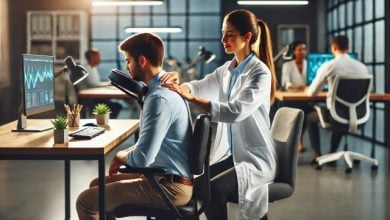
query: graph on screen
[{"left": 22, "top": 55, "right": 54, "bottom": 111}]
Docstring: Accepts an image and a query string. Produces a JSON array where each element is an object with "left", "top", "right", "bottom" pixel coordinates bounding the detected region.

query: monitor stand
[{"left": 11, "top": 110, "right": 53, "bottom": 132}]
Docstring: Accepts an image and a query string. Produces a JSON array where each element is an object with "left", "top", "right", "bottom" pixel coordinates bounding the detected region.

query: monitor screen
[
  {"left": 13, "top": 54, "right": 55, "bottom": 132},
  {"left": 306, "top": 53, "right": 358, "bottom": 86},
  {"left": 22, "top": 54, "right": 55, "bottom": 116}
]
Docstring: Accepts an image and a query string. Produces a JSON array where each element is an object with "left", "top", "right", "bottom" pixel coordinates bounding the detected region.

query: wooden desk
[
  {"left": 0, "top": 119, "right": 139, "bottom": 220},
  {"left": 275, "top": 90, "right": 390, "bottom": 102},
  {"left": 78, "top": 86, "right": 129, "bottom": 99}
]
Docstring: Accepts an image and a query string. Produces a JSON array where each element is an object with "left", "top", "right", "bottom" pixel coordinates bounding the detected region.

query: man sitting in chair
[
  {"left": 76, "top": 33, "right": 193, "bottom": 220},
  {"left": 305, "top": 35, "right": 370, "bottom": 164}
]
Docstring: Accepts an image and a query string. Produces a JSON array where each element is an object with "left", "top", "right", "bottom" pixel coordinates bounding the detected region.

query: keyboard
[{"left": 69, "top": 126, "right": 105, "bottom": 139}]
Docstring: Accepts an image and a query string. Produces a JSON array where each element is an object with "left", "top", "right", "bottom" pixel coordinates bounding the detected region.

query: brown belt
[{"left": 162, "top": 174, "right": 193, "bottom": 186}]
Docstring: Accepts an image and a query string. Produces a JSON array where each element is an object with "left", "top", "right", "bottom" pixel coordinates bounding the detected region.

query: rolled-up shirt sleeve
[{"left": 126, "top": 94, "right": 173, "bottom": 167}]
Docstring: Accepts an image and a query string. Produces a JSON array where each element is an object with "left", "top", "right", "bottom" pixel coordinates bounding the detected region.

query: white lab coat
[{"left": 186, "top": 55, "right": 276, "bottom": 219}]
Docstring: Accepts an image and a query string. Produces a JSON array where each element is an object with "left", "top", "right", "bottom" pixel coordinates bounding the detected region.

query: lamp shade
[{"left": 64, "top": 56, "right": 89, "bottom": 85}]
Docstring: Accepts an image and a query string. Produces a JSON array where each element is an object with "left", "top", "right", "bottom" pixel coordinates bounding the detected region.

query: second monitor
[{"left": 306, "top": 53, "right": 358, "bottom": 86}]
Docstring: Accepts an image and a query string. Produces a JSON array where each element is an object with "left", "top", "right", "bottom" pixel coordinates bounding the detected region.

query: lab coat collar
[{"left": 228, "top": 53, "right": 255, "bottom": 74}]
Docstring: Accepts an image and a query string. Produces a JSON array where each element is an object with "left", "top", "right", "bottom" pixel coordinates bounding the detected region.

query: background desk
[
  {"left": 0, "top": 119, "right": 139, "bottom": 220},
  {"left": 275, "top": 91, "right": 390, "bottom": 102},
  {"left": 275, "top": 90, "right": 390, "bottom": 170},
  {"left": 78, "top": 86, "right": 129, "bottom": 99}
]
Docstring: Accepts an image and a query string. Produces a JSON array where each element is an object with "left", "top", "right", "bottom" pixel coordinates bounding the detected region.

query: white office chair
[{"left": 315, "top": 74, "right": 378, "bottom": 173}]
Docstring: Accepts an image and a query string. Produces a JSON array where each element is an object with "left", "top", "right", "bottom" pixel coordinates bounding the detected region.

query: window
[
  {"left": 90, "top": 0, "right": 221, "bottom": 81},
  {"left": 326, "top": 0, "right": 387, "bottom": 143}
]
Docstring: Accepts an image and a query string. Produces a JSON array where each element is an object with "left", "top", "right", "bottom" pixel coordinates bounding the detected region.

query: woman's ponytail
[{"left": 257, "top": 20, "right": 277, "bottom": 104}]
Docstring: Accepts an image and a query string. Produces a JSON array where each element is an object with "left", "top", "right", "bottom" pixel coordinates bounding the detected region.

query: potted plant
[
  {"left": 93, "top": 103, "right": 111, "bottom": 125},
  {"left": 51, "top": 115, "right": 69, "bottom": 144}
]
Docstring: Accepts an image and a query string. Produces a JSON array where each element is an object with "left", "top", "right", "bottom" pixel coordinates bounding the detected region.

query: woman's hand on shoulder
[
  {"left": 163, "top": 83, "right": 194, "bottom": 101},
  {"left": 160, "top": 71, "right": 180, "bottom": 85}
]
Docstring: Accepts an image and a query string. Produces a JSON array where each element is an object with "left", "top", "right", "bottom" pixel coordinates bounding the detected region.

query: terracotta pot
[{"left": 95, "top": 113, "right": 110, "bottom": 125}]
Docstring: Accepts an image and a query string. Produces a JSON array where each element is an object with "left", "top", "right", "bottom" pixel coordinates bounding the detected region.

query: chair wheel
[
  {"left": 345, "top": 167, "right": 352, "bottom": 173},
  {"left": 315, "top": 164, "right": 322, "bottom": 170},
  {"left": 371, "top": 165, "right": 378, "bottom": 171}
]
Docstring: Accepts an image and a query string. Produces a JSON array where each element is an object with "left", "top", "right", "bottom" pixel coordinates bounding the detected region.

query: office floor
[{"left": 0, "top": 103, "right": 389, "bottom": 220}]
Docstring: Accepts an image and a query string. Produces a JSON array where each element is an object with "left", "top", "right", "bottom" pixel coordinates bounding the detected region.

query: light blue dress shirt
[
  {"left": 126, "top": 71, "right": 193, "bottom": 178},
  {"left": 227, "top": 53, "right": 255, "bottom": 153}
]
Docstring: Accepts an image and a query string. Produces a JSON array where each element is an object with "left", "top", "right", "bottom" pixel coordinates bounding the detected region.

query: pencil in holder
[{"left": 67, "top": 113, "right": 80, "bottom": 127}]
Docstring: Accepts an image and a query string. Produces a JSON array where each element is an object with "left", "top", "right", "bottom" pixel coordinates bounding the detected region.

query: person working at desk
[
  {"left": 281, "top": 40, "right": 307, "bottom": 91},
  {"left": 76, "top": 33, "right": 193, "bottom": 220},
  {"left": 76, "top": 49, "right": 122, "bottom": 118},
  {"left": 281, "top": 40, "right": 313, "bottom": 152},
  {"left": 162, "top": 9, "right": 276, "bottom": 220},
  {"left": 306, "top": 35, "right": 370, "bottom": 163}
]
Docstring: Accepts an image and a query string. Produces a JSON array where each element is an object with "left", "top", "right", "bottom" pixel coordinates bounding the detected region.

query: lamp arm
[
  {"left": 54, "top": 66, "right": 68, "bottom": 78},
  {"left": 273, "top": 46, "right": 289, "bottom": 61},
  {"left": 185, "top": 56, "right": 202, "bottom": 70}
]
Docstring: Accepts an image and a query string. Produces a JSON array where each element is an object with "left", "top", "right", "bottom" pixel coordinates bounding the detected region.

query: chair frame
[{"left": 315, "top": 75, "right": 378, "bottom": 173}]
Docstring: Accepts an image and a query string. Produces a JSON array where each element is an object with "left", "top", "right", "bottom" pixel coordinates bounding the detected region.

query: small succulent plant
[
  {"left": 93, "top": 103, "right": 112, "bottom": 115},
  {"left": 51, "top": 115, "right": 68, "bottom": 130}
]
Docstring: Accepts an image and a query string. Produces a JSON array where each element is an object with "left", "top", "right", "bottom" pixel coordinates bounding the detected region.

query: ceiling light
[
  {"left": 92, "top": 0, "right": 163, "bottom": 6},
  {"left": 237, "top": 1, "right": 309, "bottom": 5},
  {"left": 125, "top": 27, "right": 182, "bottom": 33}
]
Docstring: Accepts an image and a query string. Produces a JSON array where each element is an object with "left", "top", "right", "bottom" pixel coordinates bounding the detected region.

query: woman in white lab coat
[{"left": 162, "top": 9, "right": 277, "bottom": 220}]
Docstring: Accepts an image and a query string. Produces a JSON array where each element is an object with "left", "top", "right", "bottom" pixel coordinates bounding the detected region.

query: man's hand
[
  {"left": 108, "top": 150, "right": 129, "bottom": 177},
  {"left": 109, "top": 158, "right": 122, "bottom": 177},
  {"left": 160, "top": 71, "right": 180, "bottom": 85}
]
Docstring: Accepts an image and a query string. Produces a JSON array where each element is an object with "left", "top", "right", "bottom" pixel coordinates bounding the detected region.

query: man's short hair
[
  {"left": 84, "top": 48, "right": 100, "bottom": 62},
  {"left": 332, "top": 35, "right": 349, "bottom": 51},
  {"left": 119, "top": 33, "right": 164, "bottom": 67}
]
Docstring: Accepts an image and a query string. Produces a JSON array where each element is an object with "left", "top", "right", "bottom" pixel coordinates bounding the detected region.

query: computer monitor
[
  {"left": 306, "top": 53, "right": 358, "bottom": 86},
  {"left": 13, "top": 54, "right": 55, "bottom": 132}
]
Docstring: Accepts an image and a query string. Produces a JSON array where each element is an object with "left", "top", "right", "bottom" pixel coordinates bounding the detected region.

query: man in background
[
  {"left": 305, "top": 35, "right": 370, "bottom": 164},
  {"left": 76, "top": 48, "right": 122, "bottom": 118}
]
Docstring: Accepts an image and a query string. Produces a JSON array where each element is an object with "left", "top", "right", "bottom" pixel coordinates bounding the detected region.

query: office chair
[
  {"left": 269, "top": 107, "right": 304, "bottom": 202},
  {"left": 112, "top": 114, "right": 213, "bottom": 220},
  {"left": 314, "top": 75, "right": 378, "bottom": 173},
  {"left": 227, "top": 107, "right": 304, "bottom": 220}
]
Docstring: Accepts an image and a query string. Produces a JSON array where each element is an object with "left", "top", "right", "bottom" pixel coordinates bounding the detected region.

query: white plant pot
[
  {"left": 95, "top": 113, "right": 110, "bottom": 125},
  {"left": 54, "top": 128, "right": 69, "bottom": 144}
]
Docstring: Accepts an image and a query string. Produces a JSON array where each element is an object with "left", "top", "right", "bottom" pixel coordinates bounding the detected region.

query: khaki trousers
[{"left": 76, "top": 173, "right": 193, "bottom": 220}]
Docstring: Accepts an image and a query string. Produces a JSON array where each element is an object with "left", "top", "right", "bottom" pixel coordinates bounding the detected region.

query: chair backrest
[
  {"left": 330, "top": 74, "right": 372, "bottom": 132},
  {"left": 270, "top": 107, "right": 304, "bottom": 189},
  {"left": 188, "top": 114, "right": 212, "bottom": 215}
]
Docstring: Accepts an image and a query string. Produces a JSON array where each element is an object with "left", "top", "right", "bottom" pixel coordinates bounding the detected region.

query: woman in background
[
  {"left": 281, "top": 40, "right": 312, "bottom": 152},
  {"left": 281, "top": 40, "right": 307, "bottom": 91}
]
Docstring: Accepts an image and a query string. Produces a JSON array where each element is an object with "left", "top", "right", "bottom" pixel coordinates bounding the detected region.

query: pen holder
[{"left": 67, "top": 113, "right": 80, "bottom": 127}]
